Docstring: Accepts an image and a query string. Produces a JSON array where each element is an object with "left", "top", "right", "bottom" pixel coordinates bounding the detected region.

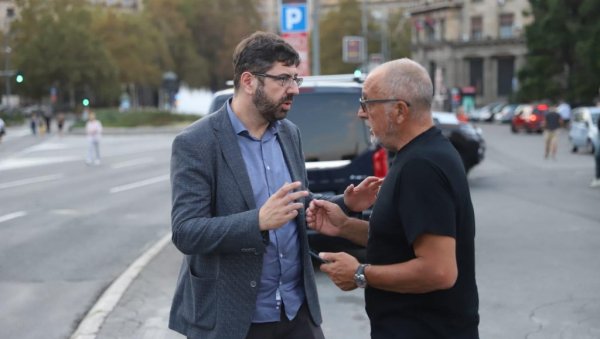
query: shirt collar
[{"left": 226, "top": 98, "right": 280, "bottom": 137}]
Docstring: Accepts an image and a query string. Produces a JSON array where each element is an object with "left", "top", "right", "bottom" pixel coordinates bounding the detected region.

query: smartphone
[{"left": 309, "top": 250, "right": 330, "bottom": 264}]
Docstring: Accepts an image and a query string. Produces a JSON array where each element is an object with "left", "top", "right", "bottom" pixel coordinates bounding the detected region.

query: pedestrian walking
[
  {"left": 85, "top": 111, "right": 102, "bottom": 165},
  {"left": 591, "top": 116, "right": 600, "bottom": 188},
  {"left": 0, "top": 116, "right": 5, "bottom": 143},
  {"left": 307, "top": 58, "right": 480, "bottom": 339},
  {"left": 557, "top": 98, "right": 571, "bottom": 128},
  {"left": 543, "top": 105, "right": 563, "bottom": 160},
  {"left": 30, "top": 113, "right": 38, "bottom": 135},
  {"left": 56, "top": 112, "right": 66, "bottom": 137}
]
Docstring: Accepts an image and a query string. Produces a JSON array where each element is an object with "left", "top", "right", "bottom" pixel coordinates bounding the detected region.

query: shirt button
[
  {"left": 266, "top": 166, "right": 270, "bottom": 170},
  {"left": 250, "top": 281, "right": 257, "bottom": 288},
  {"left": 279, "top": 253, "right": 283, "bottom": 258}
]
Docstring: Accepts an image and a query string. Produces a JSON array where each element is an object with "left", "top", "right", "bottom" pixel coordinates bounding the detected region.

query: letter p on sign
[{"left": 281, "top": 4, "right": 307, "bottom": 33}]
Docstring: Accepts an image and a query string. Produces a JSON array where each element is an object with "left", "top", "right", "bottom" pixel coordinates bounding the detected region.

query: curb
[{"left": 70, "top": 233, "right": 172, "bottom": 339}]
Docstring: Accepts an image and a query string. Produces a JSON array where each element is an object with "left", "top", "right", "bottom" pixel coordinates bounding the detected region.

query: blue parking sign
[{"left": 281, "top": 4, "right": 307, "bottom": 33}]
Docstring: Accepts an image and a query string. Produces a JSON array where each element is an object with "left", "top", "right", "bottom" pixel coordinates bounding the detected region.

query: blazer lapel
[
  {"left": 277, "top": 122, "right": 302, "bottom": 184},
  {"left": 211, "top": 108, "right": 256, "bottom": 209}
]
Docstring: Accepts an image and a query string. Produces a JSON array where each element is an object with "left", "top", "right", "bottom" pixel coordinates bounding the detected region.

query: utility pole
[
  {"left": 3, "top": 7, "right": 14, "bottom": 109},
  {"left": 311, "top": 0, "right": 320, "bottom": 75},
  {"left": 361, "top": 0, "right": 368, "bottom": 72}
]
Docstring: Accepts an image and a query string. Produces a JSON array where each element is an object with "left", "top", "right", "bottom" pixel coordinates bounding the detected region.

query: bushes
[{"left": 72, "top": 109, "right": 201, "bottom": 128}]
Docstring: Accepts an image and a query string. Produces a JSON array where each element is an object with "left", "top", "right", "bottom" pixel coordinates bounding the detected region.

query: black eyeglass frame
[
  {"left": 359, "top": 98, "right": 411, "bottom": 112},
  {"left": 252, "top": 72, "right": 303, "bottom": 87}
]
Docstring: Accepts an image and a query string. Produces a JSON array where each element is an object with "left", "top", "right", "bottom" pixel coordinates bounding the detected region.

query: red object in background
[{"left": 372, "top": 147, "right": 388, "bottom": 178}]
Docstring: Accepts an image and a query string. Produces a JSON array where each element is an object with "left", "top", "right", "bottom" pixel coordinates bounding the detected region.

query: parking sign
[{"left": 281, "top": 4, "right": 307, "bottom": 33}]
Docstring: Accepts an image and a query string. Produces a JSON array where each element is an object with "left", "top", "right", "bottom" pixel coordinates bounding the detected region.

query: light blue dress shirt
[{"left": 227, "top": 101, "right": 304, "bottom": 322}]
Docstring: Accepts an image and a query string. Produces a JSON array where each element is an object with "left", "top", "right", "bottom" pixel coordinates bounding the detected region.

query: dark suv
[{"left": 207, "top": 79, "right": 485, "bottom": 251}]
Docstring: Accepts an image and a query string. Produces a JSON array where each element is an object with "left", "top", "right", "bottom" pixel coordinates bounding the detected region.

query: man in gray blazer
[{"left": 168, "top": 31, "right": 323, "bottom": 339}]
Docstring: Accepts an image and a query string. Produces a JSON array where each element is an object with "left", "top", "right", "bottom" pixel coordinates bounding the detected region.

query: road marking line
[
  {"left": 0, "top": 211, "right": 27, "bottom": 224},
  {"left": 110, "top": 157, "right": 155, "bottom": 170},
  {"left": 69, "top": 233, "right": 172, "bottom": 339},
  {"left": 109, "top": 174, "right": 169, "bottom": 194},
  {"left": 0, "top": 174, "right": 64, "bottom": 190}
]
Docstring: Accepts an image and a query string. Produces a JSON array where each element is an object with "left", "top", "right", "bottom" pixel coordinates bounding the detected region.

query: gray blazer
[{"left": 168, "top": 106, "right": 322, "bottom": 339}]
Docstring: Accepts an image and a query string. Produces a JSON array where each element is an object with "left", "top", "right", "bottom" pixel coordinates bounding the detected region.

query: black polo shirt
[{"left": 366, "top": 127, "right": 479, "bottom": 339}]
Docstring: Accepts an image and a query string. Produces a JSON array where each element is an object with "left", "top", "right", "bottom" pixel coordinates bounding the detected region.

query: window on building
[
  {"left": 497, "top": 57, "right": 515, "bottom": 95},
  {"left": 471, "top": 16, "right": 483, "bottom": 40},
  {"left": 469, "top": 58, "right": 484, "bottom": 95},
  {"left": 439, "top": 18, "right": 446, "bottom": 41},
  {"left": 425, "top": 17, "right": 436, "bottom": 42},
  {"left": 499, "top": 13, "right": 514, "bottom": 38}
]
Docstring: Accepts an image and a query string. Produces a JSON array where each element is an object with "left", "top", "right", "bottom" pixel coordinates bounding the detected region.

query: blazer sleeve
[{"left": 170, "top": 128, "right": 265, "bottom": 255}]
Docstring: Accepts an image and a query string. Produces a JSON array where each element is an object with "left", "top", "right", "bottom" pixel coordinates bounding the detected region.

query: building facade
[{"left": 408, "top": 0, "right": 532, "bottom": 109}]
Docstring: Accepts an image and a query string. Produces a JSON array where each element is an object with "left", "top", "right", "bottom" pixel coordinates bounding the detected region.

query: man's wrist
[{"left": 354, "top": 263, "right": 370, "bottom": 288}]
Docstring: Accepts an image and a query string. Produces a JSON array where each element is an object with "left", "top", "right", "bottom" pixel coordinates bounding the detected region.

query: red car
[{"left": 511, "top": 104, "right": 549, "bottom": 133}]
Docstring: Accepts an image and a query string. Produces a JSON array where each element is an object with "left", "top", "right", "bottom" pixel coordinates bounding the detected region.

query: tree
[
  {"left": 145, "top": 0, "right": 209, "bottom": 88},
  {"left": 12, "top": 0, "right": 119, "bottom": 106},
  {"left": 518, "top": 0, "right": 600, "bottom": 105},
  {"left": 181, "top": 0, "right": 262, "bottom": 91}
]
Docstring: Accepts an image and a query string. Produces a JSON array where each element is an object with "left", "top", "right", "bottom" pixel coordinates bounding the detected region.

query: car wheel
[
  {"left": 572, "top": 145, "right": 578, "bottom": 153},
  {"left": 511, "top": 124, "right": 517, "bottom": 133}
]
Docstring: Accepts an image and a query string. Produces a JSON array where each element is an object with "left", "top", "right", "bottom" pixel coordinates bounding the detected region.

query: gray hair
[{"left": 376, "top": 58, "right": 433, "bottom": 116}]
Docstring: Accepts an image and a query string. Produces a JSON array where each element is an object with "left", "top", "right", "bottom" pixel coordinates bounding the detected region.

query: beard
[{"left": 253, "top": 85, "right": 293, "bottom": 123}]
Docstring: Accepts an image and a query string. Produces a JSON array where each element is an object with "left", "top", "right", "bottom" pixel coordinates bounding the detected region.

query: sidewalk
[{"left": 94, "top": 240, "right": 184, "bottom": 339}]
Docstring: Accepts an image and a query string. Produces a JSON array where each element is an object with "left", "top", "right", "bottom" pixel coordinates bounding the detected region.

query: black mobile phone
[{"left": 309, "top": 250, "right": 329, "bottom": 264}]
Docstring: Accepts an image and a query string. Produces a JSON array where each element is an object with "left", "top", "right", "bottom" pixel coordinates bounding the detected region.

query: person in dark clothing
[
  {"left": 543, "top": 107, "right": 563, "bottom": 160},
  {"left": 591, "top": 116, "right": 600, "bottom": 187},
  {"left": 306, "top": 58, "right": 479, "bottom": 339}
]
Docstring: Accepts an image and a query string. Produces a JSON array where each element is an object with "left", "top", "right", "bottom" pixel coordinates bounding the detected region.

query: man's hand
[
  {"left": 319, "top": 252, "right": 360, "bottom": 291},
  {"left": 343, "top": 176, "right": 383, "bottom": 212},
  {"left": 259, "top": 181, "right": 308, "bottom": 231},
  {"left": 306, "top": 199, "right": 347, "bottom": 237}
]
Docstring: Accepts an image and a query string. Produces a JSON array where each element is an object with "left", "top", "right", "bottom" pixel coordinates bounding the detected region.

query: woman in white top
[{"left": 85, "top": 111, "right": 103, "bottom": 165}]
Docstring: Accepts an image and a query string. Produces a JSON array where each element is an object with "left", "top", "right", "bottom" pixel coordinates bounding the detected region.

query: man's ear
[
  {"left": 240, "top": 72, "right": 255, "bottom": 94},
  {"left": 392, "top": 101, "right": 410, "bottom": 124}
]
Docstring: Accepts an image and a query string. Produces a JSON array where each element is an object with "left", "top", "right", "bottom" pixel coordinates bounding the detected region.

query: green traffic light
[
  {"left": 82, "top": 98, "right": 90, "bottom": 106},
  {"left": 16, "top": 74, "right": 24, "bottom": 83}
]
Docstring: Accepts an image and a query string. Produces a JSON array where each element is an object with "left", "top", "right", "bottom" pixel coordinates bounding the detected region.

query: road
[
  {"left": 0, "top": 128, "right": 174, "bottom": 339},
  {"left": 1, "top": 122, "right": 599, "bottom": 339}
]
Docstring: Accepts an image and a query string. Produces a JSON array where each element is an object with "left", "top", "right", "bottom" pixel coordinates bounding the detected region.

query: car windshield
[{"left": 210, "top": 88, "right": 370, "bottom": 161}]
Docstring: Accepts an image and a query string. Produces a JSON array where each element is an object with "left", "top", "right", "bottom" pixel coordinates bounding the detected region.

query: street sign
[
  {"left": 343, "top": 36, "right": 365, "bottom": 63},
  {"left": 282, "top": 32, "right": 310, "bottom": 76},
  {"left": 281, "top": 3, "right": 308, "bottom": 33}
]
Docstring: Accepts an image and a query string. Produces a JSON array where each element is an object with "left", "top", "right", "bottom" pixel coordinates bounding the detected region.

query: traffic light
[
  {"left": 353, "top": 68, "right": 362, "bottom": 83},
  {"left": 82, "top": 98, "right": 90, "bottom": 107},
  {"left": 15, "top": 71, "right": 24, "bottom": 83}
]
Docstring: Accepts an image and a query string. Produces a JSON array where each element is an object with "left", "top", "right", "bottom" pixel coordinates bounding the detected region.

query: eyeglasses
[
  {"left": 359, "top": 98, "right": 411, "bottom": 112},
  {"left": 252, "top": 73, "right": 303, "bottom": 87}
]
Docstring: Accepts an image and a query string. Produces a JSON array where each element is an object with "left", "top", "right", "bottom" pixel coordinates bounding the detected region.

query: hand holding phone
[{"left": 309, "top": 249, "right": 330, "bottom": 264}]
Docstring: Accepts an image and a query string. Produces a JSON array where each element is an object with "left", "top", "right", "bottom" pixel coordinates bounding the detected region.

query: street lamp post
[{"left": 3, "top": 7, "right": 14, "bottom": 110}]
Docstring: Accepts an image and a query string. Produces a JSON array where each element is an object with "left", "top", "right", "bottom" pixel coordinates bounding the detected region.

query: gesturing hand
[
  {"left": 306, "top": 199, "right": 347, "bottom": 237},
  {"left": 259, "top": 181, "right": 308, "bottom": 231},
  {"left": 343, "top": 176, "right": 383, "bottom": 212}
]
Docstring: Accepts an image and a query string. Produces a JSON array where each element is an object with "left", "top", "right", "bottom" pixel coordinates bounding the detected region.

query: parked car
[
  {"left": 433, "top": 111, "right": 486, "bottom": 173},
  {"left": 494, "top": 103, "right": 519, "bottom": 124},
  {"left": 469, "top": 101, "right": 505, "bottom": 122},
  {"left": 568, "top": 106, "right": 600, "bottom": 154},
  {"left": 511, "top": 103, "right": 548, "bottom": 133},
  {"left": 208, "top": 79, "right": 486, "bottom": 251}
]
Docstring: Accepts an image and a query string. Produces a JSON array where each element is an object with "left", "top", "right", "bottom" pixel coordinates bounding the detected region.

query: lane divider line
[
  {"left": 0, "top": 211, "right": 27, "bottom": 224},
  {"left": 0, "top": 174, "right": 64, "bottom": 190},
  {"left": 69, "top": 232, "right": 172, "bottom": 339},
  {"left": 109, "top": 174, "right": 169, "bottom": 194}
]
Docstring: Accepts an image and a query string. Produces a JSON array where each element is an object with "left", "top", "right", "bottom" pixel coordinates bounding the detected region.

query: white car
[{"left": 568, "top": 106, "right": 600, "bottom": 154}]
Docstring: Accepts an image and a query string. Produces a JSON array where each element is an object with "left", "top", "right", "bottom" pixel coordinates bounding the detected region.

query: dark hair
[{"left": 232, "top": 31, "right": 300, "bottom": 89}]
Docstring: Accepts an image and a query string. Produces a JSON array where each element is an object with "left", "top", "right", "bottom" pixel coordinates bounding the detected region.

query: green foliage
[
  {"left": 518, "top": 0, "right": 600, "bottom": 104},
  {"left": 72, "top": 109, "right": 199, "bottom": 128},
  {"left": 318, "top": 0, "right": 411, "bottom": 74}
]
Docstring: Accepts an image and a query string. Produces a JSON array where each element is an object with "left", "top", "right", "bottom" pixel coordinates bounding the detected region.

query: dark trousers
[
  {"left": 595, "top": 140, "right": 600, "bottom": 179},
  {"left": 245, "top": 302, "right": 325, "bottom": 339}
]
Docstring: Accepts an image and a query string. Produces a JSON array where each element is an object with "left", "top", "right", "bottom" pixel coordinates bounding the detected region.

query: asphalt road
[
  {"left": 1, "top": 122, "right": 599, "bottom": 339},
  {"left": 0, "top": 128, "right": 174, "bottom": 339}
]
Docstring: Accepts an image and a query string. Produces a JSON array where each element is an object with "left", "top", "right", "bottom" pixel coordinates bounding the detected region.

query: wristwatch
[{"left": 354, "top": 264, "right": 370, "bottom": 288}]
